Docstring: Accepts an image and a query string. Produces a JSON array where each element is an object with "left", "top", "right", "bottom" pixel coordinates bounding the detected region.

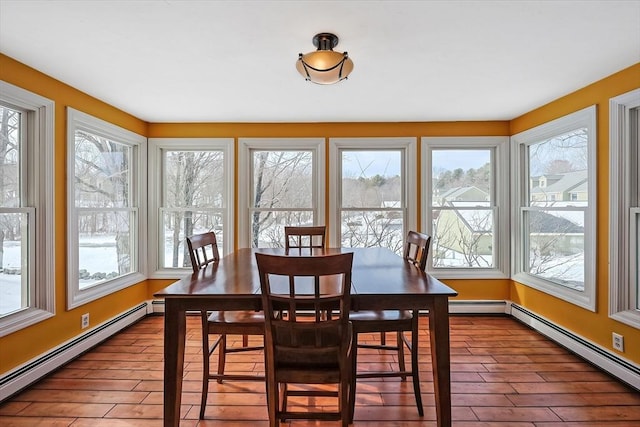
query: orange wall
[
  {"left": 1, "top": 52, "right": 639, "bottom": 375},
  {"left": 0, "top": 54, "right": 151, "bottom": 372},
  {"left": 510, "top": 63, "right": 640, "bottom": 363}
]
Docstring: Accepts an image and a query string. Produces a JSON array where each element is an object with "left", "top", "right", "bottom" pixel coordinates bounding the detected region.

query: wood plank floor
[{"left": 1, "top": 315, "right": 638, "bottom": 426}]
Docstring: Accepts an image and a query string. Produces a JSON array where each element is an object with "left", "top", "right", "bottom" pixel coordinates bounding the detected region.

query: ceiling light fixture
[{"left": 296, "top": 33, "right": 354, "bottom": 85}]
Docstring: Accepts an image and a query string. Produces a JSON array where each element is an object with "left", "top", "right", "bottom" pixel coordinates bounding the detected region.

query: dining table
[{"left": 154, "top": 246, "right": 458, "bottom": 427}]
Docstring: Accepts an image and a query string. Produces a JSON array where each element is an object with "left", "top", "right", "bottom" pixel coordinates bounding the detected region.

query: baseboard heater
[{"left": 0, "top": 302, "right": 148, "bottom": 402}]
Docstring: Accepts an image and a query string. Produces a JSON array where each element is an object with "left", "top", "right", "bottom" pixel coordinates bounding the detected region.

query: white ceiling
[{"left": 1, "top": 1, "right": 639, "bottom": 123}]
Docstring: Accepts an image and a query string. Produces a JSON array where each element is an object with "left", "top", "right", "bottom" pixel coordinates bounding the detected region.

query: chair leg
[
  {"left": 242, "top": 334, "right": 248, "bottom": 347},
  {"left": 411, "top": 315, "right": 423, "bottom": 416},
  {"left": 349, "top": 333, "right": 358, "bottom": 423},
  {"left": 216, "top": 334, "right": 227, "bottom": 384},
  {"left": 397, "top": 331, "right": 407, "bottom": 381},
  {"left": 267, "top": 379, "right": 279, "bottom": 427},
  {"left": 380, "top": 331, "right": 386, "bottom": 345},
  {"left": 200, "top": 333, "right": 209, "bottom": 419}
]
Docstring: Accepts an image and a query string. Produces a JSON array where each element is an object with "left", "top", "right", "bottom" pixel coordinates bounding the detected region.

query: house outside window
[
  {"left": 0, "top": 82, "right": 55, "bottom": 336},
  {"left": 67, "top": 108, "right": 146, "bottom": 308},
  {"left": 609, "top": 89, "right": 640, "bottom": 328},
  {"left": 330, "top": 138, "right": 416, "bottom": 253},
  {"left": 511, "top": 106, "right": 596, "bottom": 310},
  {"left": 422, "top": 137, "right": 509, "bottom": 278},
  {"left": 148, "top": 138, "right": 233, "bottom": 277},
  {"left": 238, "top": 138, "right": 325, "bottom": 248}
]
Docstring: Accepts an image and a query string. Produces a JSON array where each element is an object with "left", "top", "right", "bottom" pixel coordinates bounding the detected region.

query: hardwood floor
[{"left": 1, "top": 315, "right": 638, "bottom": 426}]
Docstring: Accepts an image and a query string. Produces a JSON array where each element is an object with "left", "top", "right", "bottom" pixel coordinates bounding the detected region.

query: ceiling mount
[{"left": 296, "top": 32, "right": 354, "bottom": 85}]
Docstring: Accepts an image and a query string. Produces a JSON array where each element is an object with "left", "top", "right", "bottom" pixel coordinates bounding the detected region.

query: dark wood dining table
[{"left": 154, "top": 247, "right": 458, "bottom": 427}]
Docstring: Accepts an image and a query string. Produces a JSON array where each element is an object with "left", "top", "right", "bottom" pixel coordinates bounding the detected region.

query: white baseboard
[
  {"left": 510, "top": 303, "right": 640, "bottom": 391},
  {"left": 0, "top": 302, "right": 149, "bottom": 402}
]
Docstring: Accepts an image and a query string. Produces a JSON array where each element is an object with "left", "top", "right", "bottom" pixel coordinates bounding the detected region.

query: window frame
[
  {"left": 421, "top": 136, "right": 510, "bottom": 278},
  {"left": 609, "top": 88, "right": 640, "bottom": 328},
  {"left": 66, "top": 108, "right": 147, "bottom": 309},
  {"left": 329, "top": 137, "right": 417, "bottom": 249},
  {"left": 238, "top": 138, "right": 325, "bottom": 248},
  {"left": 0, "top": 81, "right": 55, "bottom": 337},
  {"left": 147, "top": 138, "right": 234, "bottom": 278},
  {"left": 511, "top": 106, "right": 597, "bottom": 311}
]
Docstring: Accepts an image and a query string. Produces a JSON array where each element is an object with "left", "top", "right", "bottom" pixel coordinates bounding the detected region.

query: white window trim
[
  {"left": 421, "top": 136, "right": 510, "bottom": 279},
  {"left": 0, "top": 81, "right": 55, "bottom": 337},
  {"left": 609, "top": 88, "right": 640, "bottom": 328},
  {"left": 147, "top": 138, "right": 234, "bottom": 278},
  {"left": 511, "top": 106, "right": 597, "bottom": 311},
  {"left": 238, "top": 138, "right": 325, "bottom": 248},
  {"left": 66, "top": 108, "right": 147, "bottom": 309},
  {"left": 329, "top": 137, "right": 417, "bottom": 248}
]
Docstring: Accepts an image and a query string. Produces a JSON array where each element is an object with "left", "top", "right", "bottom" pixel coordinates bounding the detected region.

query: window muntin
[
  {"left": 0, "top": 82, "right": 55, "bottom": 336},
  {"left": 609, "top": 90, "right": 640, "bottom": 328},
  {"left": 238, "top": 138, "right": 324, "bottom": 249},
  {"left": 67, "top": 108, "right": 146, "bottom": 308},
  {"left": 512, "top": 106, "right": 596, "bottom": 310},
  {"left": 330, "top": 138, "right": 416, "bottom": 254}
]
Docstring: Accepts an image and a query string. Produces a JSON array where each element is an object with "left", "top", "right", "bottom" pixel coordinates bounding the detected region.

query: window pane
[
  {"left": 251, "top": 210, "right": 314, "bottom": 248},
  {"left": 0, "top": 212, "right": 28, "bottom": 316},
  {"left": 164, "top": 150, "right": 225, "bottom": 208},
  {"left": 340, "top": 210, "right": 404, "bottom": 253},
  {"left": 161, "top": 210, "right": 224, "bottom": 268},
  {"left": 75, "top": 131, "right": 131, "bottom": 208},
  {"left": 342, "top": 150, "right": 401, "bottom": 208},
  {"left": 78, "top": 211, "right": 132, "bottom": 289},
  {"left": 431, "top": 149, "right": 492, "bottom": 203},
  {"left": 432, "top": 208, "right": 494, "bottom": 268},
  {"left": 528, "top": 129, "right": 588, "bottom": 205},
  {"left": 0, "top": 105, "right": 21, "bottom": 208},
  {"left": 525, "top": 209, "right": 585, "bottom": 290},
  {"left": 252, "top": 151, "right": 313, "bottom": 209}
]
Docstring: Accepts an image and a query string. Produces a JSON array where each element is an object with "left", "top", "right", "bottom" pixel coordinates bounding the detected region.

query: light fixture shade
[{"left": 296, "top": 33, "right": 354, "bottom": 85}]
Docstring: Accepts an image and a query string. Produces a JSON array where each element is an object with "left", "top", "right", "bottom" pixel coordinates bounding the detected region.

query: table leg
[
  {"left": 164, "top": 300, "right": 186, "bottom": 427},
  {"left": 429, "top": 296, "right": 452, "bottom": 427}
]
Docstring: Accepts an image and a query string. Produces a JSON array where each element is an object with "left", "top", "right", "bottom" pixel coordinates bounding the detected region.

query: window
[
  {"left": 67, "top": 108, "right": 146, "bottom": 308},
  {"left": 609, "top": 89, "right": 640, "bottom": 328},
  {"left": 238, "top": 138, "right": 325, "bottom": 248},
  {"left": 329, "top": 138, "right": 416, "bottom": 253},
  {"left": 511, "top": 106, "right": 596, "bottom": 310},
  {"left": 148, "top": 138, "right": 233, "bottom": 277},
  {"left": 422, "top": 137, "right": 509, "bottom": 278},
  {"left": 0, "top": 81, "right": 55, "bottom": 336}
]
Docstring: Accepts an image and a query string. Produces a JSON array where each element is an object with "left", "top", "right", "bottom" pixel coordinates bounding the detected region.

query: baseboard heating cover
[{"left": 0, "top": 302, "right": 148, "bottom": 402}]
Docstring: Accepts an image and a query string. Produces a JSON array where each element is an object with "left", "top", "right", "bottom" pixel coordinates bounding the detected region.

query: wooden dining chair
[
  {"left": 284, "top": 225, "right": 326, "bottom": 251},
  {"left": 256, "top": 251, "right": 354, "bottom": 427},
  {"left": 186, "top": 232, "right": 265, "bottom": 420},
  {"left": 348, "top": 230, "right": 431, "bottom": 418}
]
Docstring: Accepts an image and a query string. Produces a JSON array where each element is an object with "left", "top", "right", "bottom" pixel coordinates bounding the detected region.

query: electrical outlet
[
  {"left": 612, "top": 332, "right": 624, "bottom": 352},
  {"left": 81, "top": 313, "right": 90, "bottom": 329}
]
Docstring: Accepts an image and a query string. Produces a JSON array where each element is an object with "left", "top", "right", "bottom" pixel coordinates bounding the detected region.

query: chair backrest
[
  {"left": 404, "top": 230, "right": 431, "bottom": 271},
  {"left": 256, "top": 252, "right": 353, "bottom": 369},
  {"left": 284, "top": 225, "right": 327, "bottom": 251},
  {"left": 186, "top": 232, "right": 220, "bottom": 273}
]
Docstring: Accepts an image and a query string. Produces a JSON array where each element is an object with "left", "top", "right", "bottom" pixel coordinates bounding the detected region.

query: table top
[{"left": 154, "top": 247, "right": 457, "bottom": 301}]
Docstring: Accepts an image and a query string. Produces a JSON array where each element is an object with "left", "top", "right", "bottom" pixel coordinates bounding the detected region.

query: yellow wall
[
  {"left": 1, "top": 53, "right": 639, "bottom": 377},
  {"left": 509, "top": 63, "right": 640, "bottom": 362},
  {"left": 0, "top": 54, "right": 151, "bottom": 371}
]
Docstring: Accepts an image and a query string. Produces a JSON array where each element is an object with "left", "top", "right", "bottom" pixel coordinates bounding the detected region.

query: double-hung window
[
  {"left": 422, "top": 137, "right": 509, "bottom": 277},
  {"left": 148, "top": 138, "right": 233, "bottom": 276},
  {"left": 238, "top": 138, "right": 325, "bottom": 248},
  {"left": 67, "top": 108, "right": 146, "bottom": 308},
  {"left": 329, "top": 138, "right": 416, "bottom": 253},
  {"left": 511, "top": 106, "right": 597, "bottom": 310},
  {"left": 609, "top": 89, "right": 640, "bottom": 328},
  {"left": 0, "top": 82, "right": 54, "bottom": 336}
]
